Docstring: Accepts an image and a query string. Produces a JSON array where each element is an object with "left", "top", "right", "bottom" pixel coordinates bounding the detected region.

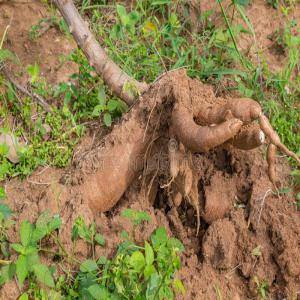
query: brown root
[
  {"left": 230, "top": 123, "right": 265, "bottom": 150},
  {"left": 172, "top": 104, "right": 243, "bottom": 152},
  {"left": 259, "top": 115, "right": 300, "bottom": 165},
  {"left": 267, "top": 143, "right": 278, "bottom": 187}
]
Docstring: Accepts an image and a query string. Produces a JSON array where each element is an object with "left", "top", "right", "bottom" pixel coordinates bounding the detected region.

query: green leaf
[
  {"left": 97, "top": 87, "right": 106, "bottom": 106},
  {"left": 92, "top": 105, "right": 105, "bottom": 117},
  {"left": 26, "top": 63, "right": 40, "bottom": 84},
  {"left": 121, "top": 208, "right": 134, "bottom": 219},
  {"left": 129, "top": 251, "right": 145, "bottom": 272},
  {"left": 88, "top": 284, "right": 110, "bottom": 300},
  {"left": 80, "top": 260, "right": 98, "bottom": 273},
  {"left": 0, "top": 49, "right": 17, "bottom": 64},
  {"left": 11, "top": 243, "right": 25, "bottom": 254},
  {"left": 173, "top": 279, "right": 185, "bottom": 294},
  {"left": 116, "top": 4, "right": 127, "bottom": 18},
  {"left": 16, "top": 255, "right": 28, "bottom": 285},
  {"left": 144, "top": 264, "right": 156, "bottom": 280},
  {"left": 26, "top": 252, "right": 40, "bottom": 272},
  {"left": 0, "top": 187, "right": 6, "bottom": 199},
  {"left": 18, "top": 293, "right": 29, "bottom": 300},
  {"left": 97, "top": 256, "right": 108, "bottom": 265},
  {"left": 95, "top": 234, "right": 105, "bottom": 246},
  {"left": 145, "top": 241, "right": 154, "bottom": 265},
  {"left": 0, "top": 263, "right": 16, "bottom": 283},
  {"left": 168, "top": 238, "right": 184, "bottom": 252},
  {"left": 20, "top": 220, "right": 32, "bottom": 247},
  {"left": 47, "top": 214, "right": 62, "bottom": 233},
  {"left": 151, "top": 227, "right": 168, "bottom": 249},
  {"left": 146, "top": 272, "right": 161, "bottom": 298},
  {"left": 107, "top": 99, "right": 119, "bottom": 112},
  {"left": 32, "top": 264, "right": 55, "bottom": 288},
  {"left": 103, "top": 113, "right": 112, "bottom": 127},
  {"left": 0, "top": 203, "right": 13, "bottom": 218},
  {"left": 135, "top": 211, "right": 151, "bottom": 225},
  {"left": 0, "top": 143, "right": 9, "bottom": 157}
]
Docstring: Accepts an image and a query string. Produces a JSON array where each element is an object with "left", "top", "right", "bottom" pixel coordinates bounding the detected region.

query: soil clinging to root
[
  {"left": 1, "top": 1, "right": 300, "bottom": 299},
  {"left": 2, "top": 84, "right": 300, "bottom": 299}
]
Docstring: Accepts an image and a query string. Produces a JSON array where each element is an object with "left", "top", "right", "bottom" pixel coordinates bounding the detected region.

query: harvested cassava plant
[{"left": 54, "top": 0, "right": 300, "bottom": 226}]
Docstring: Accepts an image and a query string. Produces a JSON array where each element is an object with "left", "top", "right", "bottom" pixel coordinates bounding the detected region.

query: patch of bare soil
[{"left": 0, "top": 0, "right": 78, "bottom": 85}]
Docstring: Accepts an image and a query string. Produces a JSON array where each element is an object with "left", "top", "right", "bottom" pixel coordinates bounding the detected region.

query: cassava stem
[{"left": 54, "top": 0, "right": 148, "bottom": 104}]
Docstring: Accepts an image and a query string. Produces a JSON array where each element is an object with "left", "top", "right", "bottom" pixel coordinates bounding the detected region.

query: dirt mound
[{"left": 2, "top": 135, "right": 299, "bottom": 299}]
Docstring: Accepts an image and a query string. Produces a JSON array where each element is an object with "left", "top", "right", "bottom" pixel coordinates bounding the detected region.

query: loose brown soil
[{"left": 1, "top": 1, "right": 300, "bottom": 299}]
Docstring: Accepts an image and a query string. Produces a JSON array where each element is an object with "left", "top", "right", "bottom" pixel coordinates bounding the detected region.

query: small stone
[{"left": 0, "top": 133, "right": 23, "bottom": 163}]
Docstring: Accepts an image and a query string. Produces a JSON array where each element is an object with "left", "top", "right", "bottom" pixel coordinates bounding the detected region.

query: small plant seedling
[
  {"left": 121, "top": 208, "right": 151, "bottom": 226},
  {"left": 71, "top": 216, "right": 105, "bottom": 247},
  {"left": 253, "top": 276, "right": 270, "bottom": 299},
  {"left": 2, "top": 213, "right": 62, "bottom": 288}
]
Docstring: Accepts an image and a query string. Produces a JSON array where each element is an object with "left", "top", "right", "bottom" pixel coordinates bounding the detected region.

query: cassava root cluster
[{"left": 55, "top": 0, "right": 300, "bottom": 226}]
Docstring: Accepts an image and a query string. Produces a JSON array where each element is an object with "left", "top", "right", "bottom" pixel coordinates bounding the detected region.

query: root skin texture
[{"left": 67, "top": 70, "right": 299, "bottom": 221}]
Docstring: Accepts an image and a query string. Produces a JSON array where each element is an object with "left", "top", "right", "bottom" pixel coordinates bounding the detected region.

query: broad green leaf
[
  {"left": 0, "top": 263, "right": 16, "bottom": 283},
  {"left": 16, "top": 255, "right": 28, "bottom": 285},
  {"left": 173, "top": 278, "right": 185, "bottom": 294},
  {"left": 26, "top": 63, "right": 40, "bottom": 84},
  {"left": 11, "top": 243, "right": 25, "bottom": 254},
  {"left": 47, "top": 215, "right": 62, "bottom": 233},
  {"left": 103, "top": 113, "right": 112, "bottom": 127},
  {"left": 168, "top": 238, "right": 184, "bottom": 252},
  {"left": 0, "top": 144, "right": 9, "bottom": 157},
  {"left": 0, "top": 187, "right": 6, "bottom": 199},
  {"left": 144, "top": 264, "right": 156, "bottom": 280},
  {"left": 145, "top": 241, "right": 154, "bottom": 265},
  {"left": 95, "top": 234, "right": 105, "bottom": 246},
  {"left": 146, "top": 272, "right": 161, "bottom": 298},
  {"left": 97, "top": 256, "right": 108, "bottom": 265},
  {"left": 0, "top": 203, "right": 13, "bottom": 218},
  {"left": 116, "top": 5, "right": 127, "bottom": 18},
  {"left": 31, "top": 228, "right": 46, "bottom": 243},
  {"left": 135, "top": 211, "right": 151, "bottom": 225},
  {"left": 26, "top": 252, "right": 40, "bottom": 272},
  {"left": 159, "top": 285, "right": 174, "bottom": 300},
  {"left": 20, "top": 220, "right": 32, "bottom": 247},
  {"left": 92, "top": 104, "right": 105, "bottom": 117},
  {"left": 107, "top": 99, "right": 119, "bottom": 112},
  {"left": 18, "top": 293, "right": 29, "bottom": 300},
  {"left": 151, "top": 227, "right": 168, "bottom": 249},
  {"left": 129, "top": 251, "right": 145, "bottom": 272},
  {"left": 88, "top": 284, "right": 110, "bottom": 300},
  {"left": 80, "top": 260, "right": 98, "bottom": 273},
  {"left": 32, "top": 264, "right": 55, "bottom": 288},
  {"left": 97, "top": 87, "right": 106, "bottom": 106}
]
